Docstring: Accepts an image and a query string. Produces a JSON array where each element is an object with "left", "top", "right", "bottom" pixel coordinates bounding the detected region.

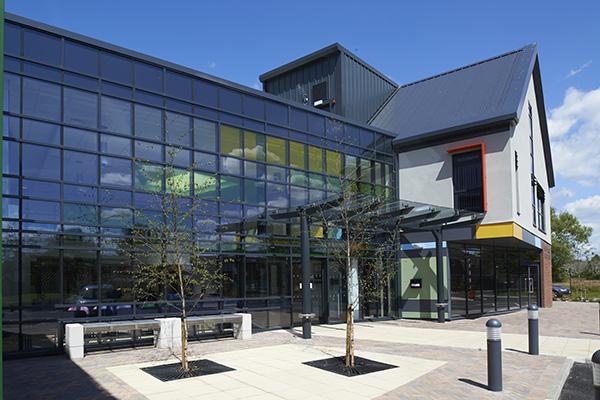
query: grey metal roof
[
  {"left": 259, "top": 42, "right": 397, "bottom": 88},
  {"left": 369, "top": 44, "right": 554, "bottom": 187}
]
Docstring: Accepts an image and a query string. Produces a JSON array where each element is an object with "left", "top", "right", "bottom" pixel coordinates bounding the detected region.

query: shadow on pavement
[
  {"left": 458, "top": 378, "right": 489, "bottom": 391},
  {"left": 506, "top": 347, "right": 530, "bottom": 355},
  {"left": 4, "top": 355, "right": 118, "bottom": 400}
]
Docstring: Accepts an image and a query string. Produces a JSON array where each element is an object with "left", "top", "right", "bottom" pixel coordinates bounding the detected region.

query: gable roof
[{"left": 369, "top": 44, "right": 554, "bottom": 187}]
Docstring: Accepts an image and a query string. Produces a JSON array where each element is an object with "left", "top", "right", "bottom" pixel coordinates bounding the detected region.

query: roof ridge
[
  {"left": 367, "top": 86, "right": 400, "bottom": 124},
  {"left": 399, "top": 45, "right": 534, "bottom": 89}
]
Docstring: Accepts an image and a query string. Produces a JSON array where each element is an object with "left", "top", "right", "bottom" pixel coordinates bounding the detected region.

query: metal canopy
[{"left": 267, "top": 194, "right": 483, "bottom": 232}]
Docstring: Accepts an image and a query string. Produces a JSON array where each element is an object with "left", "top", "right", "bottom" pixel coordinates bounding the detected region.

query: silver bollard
[
  {"left": 593, "top": 350, "right": 600, "bottom": 400},
  {"left": 528, "top": 305, "right": 539, "bottom": 355},
  {"left": 486, "top": 319, "right": 502, "bottom": 392}
]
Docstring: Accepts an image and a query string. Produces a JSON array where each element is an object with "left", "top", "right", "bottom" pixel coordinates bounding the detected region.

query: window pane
[
  {"left": 100, "top": 52, "right": 133, "bottom": 85},
  {"left": 135, "top": 61, "right": 163, "bottom": 92},
  {"left": 64, "top": 41, "right": 99, "bottom": 75},
  {"left": 194, "top": 171, "right": 217, "bottom": 199},
  {"left": 290, "top": 187, "right": 308, "bottom": 207},
  {"left": 309, "top": 173, "right": 325, "bottom": 189},
  {"left": 165, "top": 71, "right": 192, "bottom": 100},
  {"left": 64, "top": 250, "right": 98, "bottom": 304},
  {"left": 23, "top": 119, "right": 60, "bottom": 145},
  {"left": 345, "top": 155, "right": 357, "bottom": 178},
  {"left": 166, "top": 168, "right": 191, "bottom": 195},
  {"left": 266, "top": 136, "right": 286, "bottom": 165},
  {"left": 5, "top": 23, "right": 21, "bottom": 56},
  {"left": 100, "top": 188, "right": 131, "bottom": 206},
  {"left": 23, "top": 199, "right": 60, "bottom": 222},
  {"left": 220, "top": 125, "right": 242, "bottom": 156},
  {"left": 166, "top": 146, "right": 190, "bottom": 167},
  {"left": 101, "top": 97, "right": 131, "bottom": 134},
  {"left": 64, "top": 203, "right": 97, "bottom": 225},
  {"left": 64, "top": 184, "right": 97, "bottom": 203},
  {"left": 165, "top": 112, "right": 191, "bottom": 146},
  {"left": 289, "top": 170, "right": 307, "bottom": 186},
  {"left": 134, "top": 104, "right": 162, "bottom": 141},
  {"left": 21, "top": 249, "right": 61, "bottom": 310},
  {"left": 135, "top": 140, "right": 163, "bottom": 163},
  {"left": 246, "top": 259, "right": 267, "bottom": 297},
  {"left": 244, "top": 130, "right": 265, "bottom": 161},
  {"left": 326, "top": 150, "right": 342, "bottom": 177},
  {"left": 267, "top": 183, "right": 288, "bottom": 208},
  {"left": 193, "top": 80, "right": 218, "bottom": 107},
  {"left": 23, "top": 29, "right": 61, "bottom": 65},
  {"left": 220, "top": 176, "right": 241, "bottom": 202},
  {"left": 220, "top": 156, "right": 242, "bottom": 175},
  {"left": 289, "top": 141, "right": 306, "bottom": 170},
  {"left": 101, "top": 156, "right": 132, "bottom": 187},
  {"left": 64, "top": 88, "right": 98, "bottom": 128},
  {"left": 22, "top": 143, "right": 60, "bottom": 180},
  {"left": 308, "top": 146, "right": 323, "bottom": 173},
  {"left": 290, "top": 108, "right": 307, "bottom": 131},
  {"left": 244, "top": 179, "right": 265, "bottom": 205},
  {"left": 307, "top": 114, "right": 325, "bottom": 136},
  {"left": 267, "top": 165, "right": 287, "bottom": 183},
  {"left": 266, "top": 101, "right": 288, "bottom": 125},
  {"left": 193, "top": 118, "right": 216, "bottom": 152},
  {"left": 101, "top": 207, "right": 132, "bottom": 227},
  {"left": 194, "top": 151, "right": 217, "bottom": 172},
  {"left": 244, "top": 161, "right": 265, "bottom": 180},
  {"left": 100, "top": 134, "right": 131, "bottom": 157},
  {"left": 23, "top": 78, "right": 61, "bottom": 121},
  {"left": 64, "top": 151, "right": 98, "bottom": 185},
  {"left": 219, "top": 88, "right": 242, "bottom": 114},
  {"left": 4, "top": 73, "right": 20, "bottom": 114},
  {"left": 135, "top": 162, "right": 163, "bottom": 192},
  {"left": 64, "top": 127, "right": 97, "bottom": 151},
  {"left": 243, "top": 95, "right": 264, "bottom": 119},
  {"left": 64, "top": 71, "right": 99, "bottom": 91},
  {"left": 360, "top": 159, "right": 372, "bottom": 182},
  {"left": 25, "top": 179, "right": 58, "bottom": 199}
]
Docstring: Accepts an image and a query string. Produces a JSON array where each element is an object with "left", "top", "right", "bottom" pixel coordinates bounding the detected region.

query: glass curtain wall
[
  {"left": 2, "top": 20, "right": 396, "bottom": 355},
  {"left": 449, "top": 243, "right": 540, "bottom": 318}
]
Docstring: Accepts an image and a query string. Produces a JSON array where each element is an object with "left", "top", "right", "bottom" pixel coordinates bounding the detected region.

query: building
[{"left": 1, "top": 13, "right": 553, "bottom": 356}]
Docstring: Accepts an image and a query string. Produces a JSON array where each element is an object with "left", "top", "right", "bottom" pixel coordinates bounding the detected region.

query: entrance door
[
  {"left": 524, "top": 264, "right": 540, "bottom": 306},
  {"left": 328, "top": 266, "right": 345, "bottom": 322},
  {"left": 292, "top": 259, "right": 326, "bottom": 325}
]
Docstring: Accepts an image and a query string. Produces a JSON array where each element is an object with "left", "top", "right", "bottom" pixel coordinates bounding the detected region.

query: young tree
[
  {"left": 551, "top": 207, "right": 593, "bottom": 281},
  {"left": 121, "top": 143, "right": 226, "bottom": 374},
  {"left": 312, "top": 162, "right": 395, "bottom": 368}
]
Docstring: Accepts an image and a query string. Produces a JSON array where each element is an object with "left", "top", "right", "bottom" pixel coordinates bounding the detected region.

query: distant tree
[{"left": 551, "top": 207, "right": 593, "bottom": 281}]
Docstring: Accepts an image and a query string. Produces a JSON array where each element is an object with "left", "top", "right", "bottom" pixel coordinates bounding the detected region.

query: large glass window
[
  {"left": 64, "top": 88, "right": 98, "bottom": 129},
  {"left": 135, "top": 162, "right": 163, "bottom": 192},
  {"left": 64, "top": 41, "right": 99, "bottom": 75},
  {"left": 4, "top": 23, "right": 21, "bottom": 56},
  {"left": 22, "top": 144, "right": 60, "bottom": 180},
  {"left": 135, "top": 140, "right": 163, "bottom": 163},
  {"left": 134, "top": 104, "right": 162, "bottom": 141},
  {"left": 290, "top": 187, "right": 308, "bottom": 207},
  {"left": 135, "top": 61, "right": 163, "bottom": 92},
  {"left": 220, "top": 176, "right": 241, "bottom": 202},
  {"left": 165, "top": 112, "right": 191, "bottom": 146},
  {"left": 246, "top": 258, "right": 268, "bottom": 297},
  {"left": 23, "top": 119, "right": 60, "bottom": 145},
  {"left": 22, "top": 199, "right": 60, "bottom": 222},
  {"left": 4, "top": 73, "right": 20, "bottom": 114},
  {"left": 193, "top": 119, "right": 216, "bottom": 153},
  {"left": 244, "top": 130, "right": 266, "bottom": 162},
  {"left": 166, "top": 168, "right": 191, "bottom": 195},
  {"left": 194, "top": 171, "right": 217, "bottom": 199},
  {"left": 22, "top": 179, "right": 60, "bottom": 199},
  {"left": 266, "top": 136, "right": 286, "bottom": 165},
  {"left": 165, "top": 71, "right": 192, "bottom": 100},
  {"left": 193, "top": 80, "right": 218, "bottom": 107},
  {"left": 23, "top": 78, "right": 61, "bottom": 121},
  {"left": 100, "top": 96, "right": 131, "bottom": 134},
  {"left": 244, "top": 179, "right": 265, "bottom": 205},
  {"left": 100, "top": 156, "right": 132, "bottom": 187},
  {"left": 220, "top": 125, "right": 242, "bottom": 156},
  {"left": 308, "top": 146, "right": 323, "bottom": 173},
  {"left": 23, "top": 29, "right": 61, "bottom": 65},
  {"left": 100, "top": 52, "right": 133, "bottom": 85},
  {"left": 63, "top": 203, "right": 98, "bottom": 225},
  {"left": 21, "top": 248, "right": 60, "bottom": 309},
  {"left": 64, "top": 127, "right": 97, "bottom": 151},
  {"left": 64, "top": 151, "right": 98, "bottom": 185},
  {"left": 100, "top": 134, "right": 131, "bottom": 157},
  {"left": 101, "top": 207, "right": 132, "bottom": 227},
  {"left": 326, "top": 150, "right": 342, "bottom": 177},
  {"left": 267, "top": 183, "right": 288, "bottom": 208},
  {"left": 221, "top": 156, "right": 242, "bottom": 176},
  {"left": 194, "top": 152, "right": 218, "bottom": 172},
  {"left": 289, "top": 141, "right": 306, "bottom": 170},
  {"left": 63, "top": 250, "right": 98, "bottom": 304}
]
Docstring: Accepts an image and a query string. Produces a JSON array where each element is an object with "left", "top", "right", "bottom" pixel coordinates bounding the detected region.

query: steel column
[{"left": 300, "top": 212, "right": 312, "bottom": 339}]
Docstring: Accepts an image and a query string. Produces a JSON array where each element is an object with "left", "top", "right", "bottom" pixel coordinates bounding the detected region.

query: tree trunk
[
  {"left": 344, "top": 303, "right": 355, "bottom": 367},
  {"left": 180, "top": 317, "right": 189, "bottom": 371}
]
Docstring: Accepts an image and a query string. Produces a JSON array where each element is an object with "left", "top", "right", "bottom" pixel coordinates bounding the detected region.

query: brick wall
[{"left": 540, "top": 241, "right": 553, "bottom": 307}]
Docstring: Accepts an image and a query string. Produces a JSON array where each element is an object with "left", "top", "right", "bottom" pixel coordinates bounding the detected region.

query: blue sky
[{"left": 7, "top": 0, "right": 600, "bottom": 251}]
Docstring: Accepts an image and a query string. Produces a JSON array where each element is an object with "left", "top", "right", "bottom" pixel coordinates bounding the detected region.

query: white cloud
[
  {"left": 551, "top": 187, "right": 575, "bottom": 200},
  {"left": 208, "top": 61, "right": 217, "bottom": 69},
  {"left": 548, "top": 86, "right": 600, "bottom": 186},
  {"left": 564, "top": 195, "right": 600, "bottom": 252},
  {"left": 565, "top": 60, "right": 592, "bottom": 79}
]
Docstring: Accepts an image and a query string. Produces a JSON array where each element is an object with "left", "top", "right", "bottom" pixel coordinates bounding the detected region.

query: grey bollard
[
  {"left": 528, "top": 305, "right": 539, "bottom": 355},
  {"left": 486, "top": 319, "right": 503, "bottom": 392},
  {"left": 593, "top": 350, "right": 600, "bottom": 400}
]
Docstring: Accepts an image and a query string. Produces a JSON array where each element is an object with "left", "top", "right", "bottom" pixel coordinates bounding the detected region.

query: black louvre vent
[
  {"left": 312, "top": 81, "right": 328, "bottom": 104},
  {"left": 452, "top": 150, "right": 484, "bottom": 212}
]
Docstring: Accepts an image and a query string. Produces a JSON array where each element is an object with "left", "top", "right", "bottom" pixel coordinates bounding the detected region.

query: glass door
[
  {"left": 291, "top": 259, "right": 326, "bottom": 325},
  {"left": 465, "top": 247, "right": 482, "bottom": 316},
  {"left": 328, "top": 265, "right": 346, "bottom": 322}
]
